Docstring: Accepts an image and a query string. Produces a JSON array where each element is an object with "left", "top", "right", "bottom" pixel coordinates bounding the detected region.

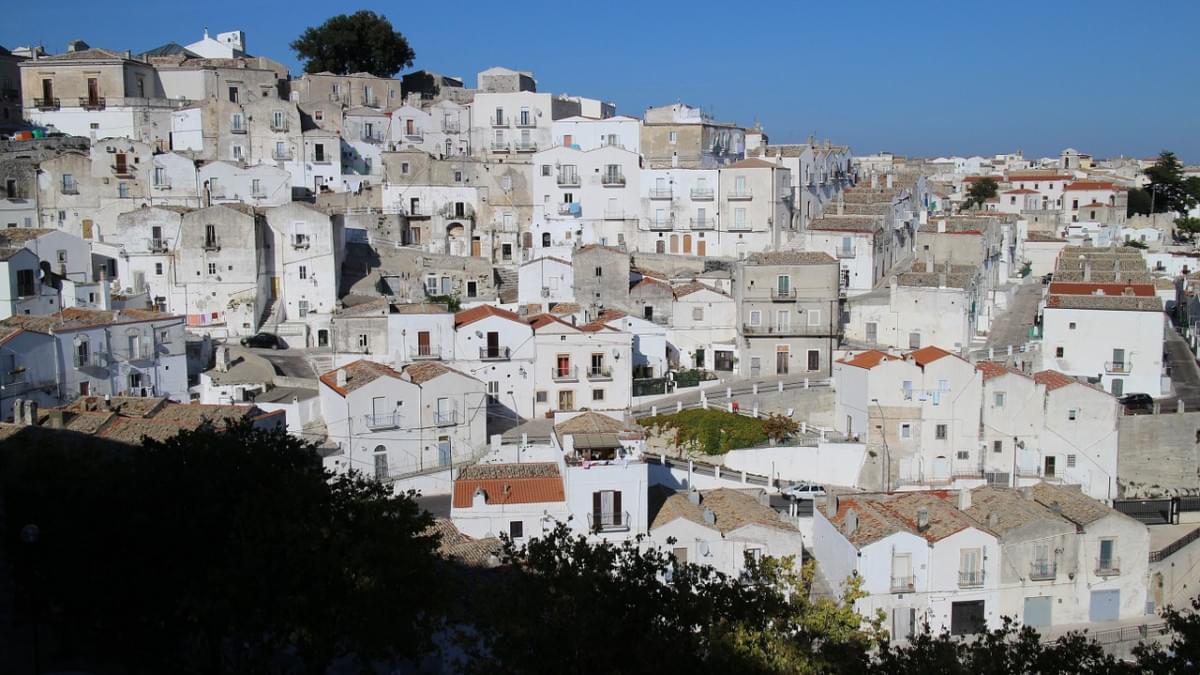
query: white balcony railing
[
  {"left": 587, "top": 510, "right": 631, "bottom": 533},
  {"left": 435, "top": 409, "right": 458, "bottom": 426},
  {"left": 363, "top": 413, "right": 401, "bottom": 430},
  {"left": 728, "top": 189, "right": 754, "bottom": 200},
  {"left": 690, "top": 187, "right": 714, "bottom": 200},
  {"left": 409, "top": 345, "right": 442, "bottom": 360},
  {"left": 958, "top": 569, "right": 984, "bottom": 587},
  {"left": 552, "top": 366, "right": 578, "bottom": 382}
]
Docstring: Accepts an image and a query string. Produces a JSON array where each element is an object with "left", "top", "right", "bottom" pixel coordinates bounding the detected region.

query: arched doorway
[{"left": 683, "top": 234, "right": 692, "bottom": 254}]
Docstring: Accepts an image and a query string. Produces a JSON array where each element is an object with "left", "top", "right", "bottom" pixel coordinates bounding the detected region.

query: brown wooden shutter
[{"left": 613, "top": 491, "right": 622, "bottom": 525}]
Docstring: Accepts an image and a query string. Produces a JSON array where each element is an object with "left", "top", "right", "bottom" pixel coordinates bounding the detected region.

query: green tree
[
  {"left": 291, "top": 11, "right": 415, "bottom": 78},
  {"left": 1127, "top": 186, "right": 1152, "bottom": 216},
  {"left": 1176, "top": 216, "right": 1200, "bottom": 242},
  {"left": 762, "top": 413, "right": 800, "bottom": 443},
  {"left": 2, "top": 423, "right": 443, "bottom": 673},
  {"left": 1133, "top": 595, "right": 1200, "bottom": 673},
  {"left": 1144, "top": 151, "right": 1198, "bottom": 215},
  {"left": 961, "top": 178, "right": 999, "bottom": 211}
]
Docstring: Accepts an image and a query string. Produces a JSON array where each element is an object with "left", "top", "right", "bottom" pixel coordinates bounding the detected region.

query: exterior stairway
[
  {"left": 494, "top": 265, "right": 519, "bottom": 304},
  {"left": 257, "top": 297, "right": 280, "bottom": 332}
]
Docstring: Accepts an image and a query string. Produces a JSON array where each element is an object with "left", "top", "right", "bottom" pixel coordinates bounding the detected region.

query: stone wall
[{"left": 1117, "top": 410, "right": 1200, "bottom": 497}]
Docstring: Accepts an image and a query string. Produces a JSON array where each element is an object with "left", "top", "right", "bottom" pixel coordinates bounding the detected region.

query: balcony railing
[
  {"left": 490, "top": 116, "right": 509, "bottom": 127},
  {"left": 480, "top": 346, "right": 511, "bottom": 360},
  {"left": 588, "top": 366, "right": 612, "bottom": 381},
  {"left": 270, "top": 119, "right": 289, "bottom": 132},
  {"left": 771, "top": 288, "right": 796, "bottom": 301},
  {"left": 588, "top": 510, "right": 631, "bottom": 533},
  {"left": 122, "top": 345, "right": 157, "bottom": 363},
  {"left": 648, "top": 218, "right": 675, "bottom": 231},
  {"left": 61, "top": 183, "right": 79, "bottom": 195},
  {"left": 728, "top": 189, "right": 754, "bottom": 200},
  {"left": 292, "top": 235, "right": 310, "bottom": 249},
  {"left": 557, "top": 203, "right": 582, "bottom": 217},
  {"left": 552, "top": 366, "right": 578, "bottom": 382},
  {"left": 112, "top": 164, "right": 134, "bottom": 178},
  {"left": 203, "top": 237, "right": 221, "bottom": 252},
  {"left": 836, "top": 247, "right": 857, "bottom": 259},
  {"left": 410, "top": 345, "right": 442, "bottom": 360},
  {"left": 514, "top": 140, "right": 538, "bottom": 152},
  {"left": 689, "top": 217, "right": 715, "bottom": 230},
  {"left": 742, "top": 323, "right": 831, "bottom": 336},
  {"left": 361, "top": 132, "right": 384, "bottom": 144},
  {"left": 363, "top": 413, "right": 401, "bottom": 430},
  {"left": 603, "top": 209, "right": 627, "bottom": 220},
  {"left": 726, "top": 221, "right": 753, "bottom": 231},
  {"left": 1095, "top": 557, "right": 1120, "bottom": 577},
  {"left": 691, "top": 187, "right": 714, "bottom": 200},
  {"left": 890, "top": 575, "right": 915, "bottom": 593},
  {"left": 557, "top": 173, "right": 581, "bottom": 187},
  {"left": 404, "top": 131, "right": 425, "bottom": 142},
  {"left": 80, "top": 96, "right": 106, "bottom": 110},
  {"left": 602, "top": 174, "right": 626, "bottom": 186},
  {"left": 438, "top": 204, "right": 476, "bottom": 220},
  {"left": 147, "top": 238, "right": 169, "bottom": 253},
  {"left": 1104, "top": 361, "right": 1130, "bottom": 374},
  {"left": 272, "top": 149, "right": 292, "bottom": 161},
  {"left": 649, "top": 188, "right": 673, "bottom": 199},
  {"left": 958, "top": 570, "right": 984, "bottom": 588},
  {"left": 34, "top": 97, "right": 60, "bottom": 110},
  {"left": 231, "top": 126, "right": 247, "bottom": 135},
  {"left": 514, "top": 116, "right": 536, "bottom": 128},
  {"left": 1029, "top": 561, "right": 1057, "bottom": 581},
  {"left": 73, "top": 352, "right": 106, "bottom": 369},
  {"left": 153, "top": 180, "right": 172, "bottom": 190},
  {"left": 442, "top": 120, "right": 461, "bottom": 133},
  {"left": 435, "top": 409, "right": 458, "bottom": 426},
  {"left": 490, "top": 141, "right": 510, "bottom": 153}
]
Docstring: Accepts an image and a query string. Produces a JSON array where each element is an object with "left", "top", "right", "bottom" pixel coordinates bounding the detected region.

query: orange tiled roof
[
  {"left": 1032, "top": 370, "right": 1077, "bottom": 391},
  {"left": 907, "top": 345, "right": 955, "bottom": 367},
  {"left": 837, "top": 350, "right": 900, "bottom": 369},
  {"left": 975, "top": 361, "right": 1024, "bottom": 381},
  {"left": 454, "top": 304, "right": 525, "bottom": 328},
  {"left": 319, "top": 359, "right": 404, "bottom": 396},
  {"left": 1008, "top": 173, "right": 1073, "bottom": 182},
  {"left": 1064, "top": 181, "right": 1115, "bottom": 191},
  {"left": 452, "top": 462, "right": 565, "bottom": 508}
]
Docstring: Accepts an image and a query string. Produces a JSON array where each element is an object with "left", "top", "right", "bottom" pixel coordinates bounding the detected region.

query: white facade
[
  {"left": 1042, "top": 296, "right": 1165, "bottom": 396},
  {"left": 199, "top": 161, "right": 291, "bottom": 207},
  {"left": 531, "top": 144, "right": 641, "bottom": 250},
  {"left": 451, "top": 307, "right": 536, "bottom": 421},
  {"left": 551, "top": 115, "right": 641, "bottom": 153},
  {"left": 668, "top": 284, "right": 737, "bottom": 373},
  {"left": 635, "top": 168, "right": 721, "bottom": 256},
  {"left": 518, "top": 256, "right": 574, "bottom": 307},
  {"left": 530, "top": 316, "right": 633, "bottom": 418}
]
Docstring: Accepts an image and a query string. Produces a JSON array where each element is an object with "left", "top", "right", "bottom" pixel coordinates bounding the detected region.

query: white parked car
[{"left": 781, "top": 482, "right": 825, "bottom": 501}]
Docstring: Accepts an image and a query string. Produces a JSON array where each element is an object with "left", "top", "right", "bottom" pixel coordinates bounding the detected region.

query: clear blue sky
[{"left": 4, "top": 0, "right": 1198, "bottom": 161}]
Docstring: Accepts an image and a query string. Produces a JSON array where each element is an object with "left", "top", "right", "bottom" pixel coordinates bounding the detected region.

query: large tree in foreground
[{"left": 291, "top": 11, "right": 415, "bottom": 78}]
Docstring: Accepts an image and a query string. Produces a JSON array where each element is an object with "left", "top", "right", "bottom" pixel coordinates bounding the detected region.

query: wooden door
[
  {"left": 115, "top": 153, "right": 127, "bottom": 175},
  {"left": 271, "top": 277, "right": 280, "bottom": 299},
  {"left": 81, "top": 219, "right": 93, "bottom": 239},
  {"left": 697, "top": 240, "right": 706, "bottom": 256},
  {"left": 87, "top": 78, "right": 98, "bottom": 104},
  {"left": 470, "top": 238, "right": 481, "bottom": 257},
  {"left": 563, "top": 134, "right": 573, "bottom": 147},
  {"left": 683, "top": 234, "right": 692, "bottom": 254},
  {"left": 417, "top": 331, "right": 431, "bottom": 357},
  {"left": 669, "top": 235, "right": 678, "bottom": 253}
]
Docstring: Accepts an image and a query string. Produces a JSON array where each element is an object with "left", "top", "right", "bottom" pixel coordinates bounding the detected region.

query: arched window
[{"left": 372, "top": 445, "right": 388, "bottom": 481}]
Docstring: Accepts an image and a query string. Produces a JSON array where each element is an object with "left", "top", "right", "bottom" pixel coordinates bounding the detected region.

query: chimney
[
  {"left": 103, "top": 394, "right": 112, "bottom": 410},
  {"left": 47, "top": 409, "right": 65, "bottom": 429},
  {"left": 12, "top": 399, "right": 24, "bottom": 425},
  {"left": 335, "top": 368, "right": 347, "bottom": 389},
  {"left": 916, "top": 507, "right": 930, "bottom": 531},
  {"left": 937, "top": 219, "right": 947, "bottom": 233},
  {"left": 826, "top": 494, "right": 840, "bottom": 518},
  {"left": 987, "top": 512, "right": 999, "bottom": 529},
  {"left": 836, "top": 193, "right": 845, "bottom": 216},
  {"left": 97, "top": 266, "right": 112, "bottom": 311},
  {"left": 687, "top": 489, "right": 701, "bottom": 505},
  {"left": 919, "top": 209, "right": 929, "bottom": 226},
  {"left": 1083, "top": 260, "right": 1092, "bottom": 281},
  {"left": 702, "top": 507, "right": 716, "bottom": 525},
  {"left": 844, "top": 508, "right": 858, "bottom": 536},
  {"left": 958, "top": 489, "right": 972, "bottom": 511},
  {"left": 215, "top": 346, "right": 231, "bottom": 372},
  {"left": 886, "top": 173, "right": 895, "bottom": 189}
]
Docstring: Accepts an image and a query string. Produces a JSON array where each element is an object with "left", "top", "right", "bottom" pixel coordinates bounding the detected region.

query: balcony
[
  {"left": 836, "top": 247, "right": 857, "bottom": 258},
  {"left": 890, "top": 575, "right": 915, "bottom": 593},
  {"left": 728, "top": 189, "right": 754, "bottom": 200},
  {"left": 231, "top": 126, "right": 247, "bottom": 135},
  {"left": 648, "top": 218, "right": 675, "bottom": 231},
  {"left": 691, "top": 187, "right": 714, "bottom": 200},
  {"left": 34, "top": 97, "right": 60, "bottom": 110},
  {"left": 410, "top": 345, "right": 442, "bottom": 360},
  {"left": 442, "top": 120, "right": 461, "bottom": 133},
  {"left": 272, "top": 149, "right": 292, "bottom": 161},
  {"left": 514, "top": 116, "right": 536, "bottom": 128},
  {"left": 363, "top": 413, "right": 401, "bottom": 430},
  {"left": 490, "top": 116, "right": 509, "bottom": 128},
  {"left": 73, "top": 353, "right": 106, "bottom": 370},
  {"left": 770, "top": 287, "right": 797, "bottom": 301},
  {"left": 958, "top": 570, "right": 984, "bottom": 588},
  {"left": 292, "top": 234, "right": 310, "bottom": 249},
  {"left": 153, "top": 180, "right": 172, "bottom": 190},
  {"left": 603, "top": 209, "right": 627, "bottom": 220},
  {"left": 270, "top": 120, "right": 289, "bottom": 132},
  {"left": 490, "top": 141, "right": 510, "bottom": 153},
  {"left": 435, "top": 409, "right": 458, "bottom": 426},
  {"left": 404, "top": 131, "right": 425, "bottom": 142},
  {"left": 203, "top": 237, "right": 221, "bottom": 252},
  {"left": 588, "top": 510, "right": 631, "bottom": 533},
  {"left": 514, "top": 140, "right": 538, "bottom": 152},
  {"left": 361, "top": 132, "right": 384, "bottom": 144},
  {"left": 439, "top": 203, "right": 476, "bottom": 220},
  {"left": 79, "top": 96, "right": 106, "bottom": 110},
  {"left": 689, "top": 217, "right": 715, "bottom": 230},
  {"left": 1029, "top": 561, "right": 1057, "bottom": 581},
  {"left": 146, "top": 238, "right": 169, "bottom": 253},
  {"left": 587, "top": 366, "right": 613, "bottom": 381},
  {"left": 726, "top": 221, "right": 753, "bottom": 231},
  {"left": 61, "top": 183, "right": 79, "bottom": 195},
  {"left": 552, "top": 366, "right": 578, "bottom": 382},
  {"left": 123, "top": 344, "right": 157, "bottom": 363},
  {"left": 557, "top": 203, "right": 582, "bottom": 217},
  {"left": 742, "top": 323, "right": 832, "bottom": 337},
  {"left": 480, "top": 346, "right": 511, "bottom": 361},
  {"left": 1104, "top": 360, "right": 1130, "bottom": 374},
  {"left": 649, "top": 188, "right": 673, "bottom": 200},
  {"left": 1095, "top": 557, "right": 1120, "bottom": 577},
  {"left": 602, "top": 174, "right": 626, "bottom": 187},
  {"left": 557, "top": 173, "right": 581, "bottom": 187},
  {"left": 111, "top": 164, "right": 134, "bottom": 178}
]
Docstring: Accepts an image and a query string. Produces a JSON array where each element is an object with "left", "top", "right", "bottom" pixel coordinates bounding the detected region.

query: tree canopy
[
  {"left": 1143, "top": 151, "right": 1200, "bottom": 216},
  {"left": 961, "top": 177, "right": 999, "bottom": 211},
  {"left": 291, "top": 11, "right": 414, "bottom": 78}
]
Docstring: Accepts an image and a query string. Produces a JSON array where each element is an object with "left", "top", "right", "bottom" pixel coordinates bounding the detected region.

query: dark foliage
[{"left": 291, "top": 11, "right": 414, "bottom": 78}]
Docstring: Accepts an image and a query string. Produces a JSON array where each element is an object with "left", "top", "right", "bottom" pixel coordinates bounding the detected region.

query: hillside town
[{"left": 4, "top": 19, "right": 1200, "bottom": 667}]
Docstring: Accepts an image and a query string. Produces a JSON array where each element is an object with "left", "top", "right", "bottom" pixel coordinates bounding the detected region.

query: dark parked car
[
  {"left": 1119, "top": 393, "right": 1154, "bottom": 412},
  {"left": 1042, "top": 273, "right": 1054, "bottom": 285},
  {"left": 240, "top": 332, "right": 285, "bottom": 349}
]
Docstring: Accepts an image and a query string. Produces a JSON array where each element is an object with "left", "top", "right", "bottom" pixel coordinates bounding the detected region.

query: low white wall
[
  {"left": 722, "top": 442, "right": 868, "bottom": 488},
  {"left": 647, "top": 461, "right": 768, "bottom": 492},
  {"left": 390, "top": 467, "right": 456, "bottom": 496}
]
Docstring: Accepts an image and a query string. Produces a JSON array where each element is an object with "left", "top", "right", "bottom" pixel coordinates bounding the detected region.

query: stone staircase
[
  {"left": 494, "top": 265, "right": 519, "bottom": 304},
  {"left": 258, "top": 297, "right": 280, "bottom": 332}
]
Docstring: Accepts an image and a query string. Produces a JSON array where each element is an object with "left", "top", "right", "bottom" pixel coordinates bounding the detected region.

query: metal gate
[
  {"left": 1024, "top": 596, "right": 1052, "bottom": 627},
  {"left": 1089, "top": 590, "right": 1120, "bottom": 623}
]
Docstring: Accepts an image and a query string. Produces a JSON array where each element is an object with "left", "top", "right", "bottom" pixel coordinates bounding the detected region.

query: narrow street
[
  {"left": 984, "top": 281, "right": 1043, "bottom": 350},
  {"left": 1161, "top": 324, "right": 1200, "bottom": 410}
]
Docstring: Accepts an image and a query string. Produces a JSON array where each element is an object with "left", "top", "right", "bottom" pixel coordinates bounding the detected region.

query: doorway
[
  {"left": 1044, "top": 456, "right": 1056, "bottom": 479},
  {"left": 950, "top": 600, "right": 986, "bottom": 635},
  {"left": 1023, "top": 596, "right": 1052, "bottom": 627},
  {"left": 1089, "top": 590, "right": 1120, "bottom": 622},
  {"left": 697, "top": 240, "right": 706, "bottom": 256},
  {"left": 270, "top": 277, "right": 280, "bottom": 299},
  {"left": 775, "top": 347, "right": 789, "bottom": 375}
]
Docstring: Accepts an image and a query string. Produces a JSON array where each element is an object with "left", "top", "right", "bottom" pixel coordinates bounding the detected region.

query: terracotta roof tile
[
  {"left": 454, "top": 304, "right": 525, "bottom": 328},
  {"left": 837, "top": 350, "right": 900, "bottom": 369},
  {"left": 452, "top": 462, "right": 565, "bottom": 508},
  {"left": 1032, "top": 370, "right": 1077, "bottom": 391},
  {"left": 649, "top": 487, "right": 795, "bottom": 534},
  {"left": 1064, "top": 181, "right": 1116, "bottom": 191},
  {"left": 319, "top": 359, "right": 404, "bottom": 396},
  {"left": 908, "top": 345, "right": 955, "bottom": 367},
  {"left": 1047, "top": 282, "right": 1154, "bottom": 297}
]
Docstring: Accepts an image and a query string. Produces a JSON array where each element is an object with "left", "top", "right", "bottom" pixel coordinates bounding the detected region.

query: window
[
  {"left": 909, "top": 332, "right": 921, "bottom": 349},
  {"left": 993, "top": 440, "right": 1003, "bottom": 453},
  {"left": 536, "top": 391, "right": 548, "bottom": 403},
  {"left": 672, "top": 547, "right": 688, "bottom": 563},
  {"left": 1069, "top": 322, "right": 1076, "bottom": 329},
  {"left": 592, "top": 389, "right": 605, "bottom": 401},
  {"left": 509, "top": 520, "right": 524, "bottom": 539},
  {"left": 1068, "top": 409, "right": 1077, "bottom": 421},
  {"left": 314, "top": 110, "right": 323, "bottom": 122},
  {"left": 228, "top": 86, "right": 238, "bottom": 103},
  {"left": 373, "top": 447, "right": 388, "bottom": 481},
  {"left": 155, "top": 263, "right": 163, "bottom": 275},
  {"left": 595, "top": 266, "right": 603, "bottom": 277},
  {"left": 900, "top": 423, "right": 912, "bottom": 439},
  {"left": 1067, "top": 454, "right": 1076, "bottom": 468},
  {"left": 299, "top": 265, "right": 308, "bottom": 280},
  {"left": 669, "top": 131, "right": 677, "bottom": 144},
  {"left": 15, "top": 269, "right": 35, "bottom": 296},
  {"left": 1056, "top": 346, "right": 1064, "bottom": 358},
  {"left": 231, "top": 112, "right": 244, "bottom": 131},
  {"left": 207, "top": 263, "right": 217, "bottom": 275},
  {"left": 232, "top": 145, "right": 244, "bottom": 161},
  {"left": 749, "top": 310, "right": 762, "bottom": 326},
  {"left": 956, "top": 450, "right": 969, "bottom": 460},
  {"left": 1098, "top": 538, "right": 1116, "bottom": 571},
  {"left": 358, "top": 334, "right": 368, "bottom": 349},
  {"left": 902, "top": 380, "right": 913, "bottom": 400},
  {"left": 808, "top": 309, "right": 821, "bottom": 326},
  {"left": 400, "top": 162, "right": 410, "bottom": 175},
  {"left": 935, "top": 424, "right": 947, "bottom": 440},
  {"left": 61, "top": 173, "right": 76, "bottom": 193},
  {"left": 154, "top": 166, "right": 167, "bottom": 187},
  {"left": 693, "top": 307, "right": 704, "bottom": 321},
  {"left": 994, "top": 392, "right": 1006, "bottom": 407}
]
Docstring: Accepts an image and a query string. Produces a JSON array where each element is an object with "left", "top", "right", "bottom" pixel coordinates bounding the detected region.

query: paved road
[
  {"left": 984, "top": 281, "right": 1043, "bottom": 350},
  {"left": 1161, "top": 324, "right": 1200, "bottom": 410},
  {"left": 415, "top": 494, "right": 451, "bottom": 518}
]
